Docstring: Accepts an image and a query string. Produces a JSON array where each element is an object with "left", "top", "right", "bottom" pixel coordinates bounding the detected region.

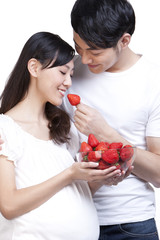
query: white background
[{"left": 0, "top": 0, "right": 160, "bottom": 235}]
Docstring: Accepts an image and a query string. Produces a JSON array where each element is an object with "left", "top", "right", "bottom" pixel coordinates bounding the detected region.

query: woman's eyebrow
[{"left": 64, "top": 65, "right": 74, "bottom": 71}]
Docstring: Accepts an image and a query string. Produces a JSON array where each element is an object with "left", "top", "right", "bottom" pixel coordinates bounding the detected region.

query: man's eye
[{"left": 91, "top": 52, "right": 101, "bottom": 56}]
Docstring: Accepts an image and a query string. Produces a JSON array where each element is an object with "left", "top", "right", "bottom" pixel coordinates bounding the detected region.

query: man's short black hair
[{"left": 71, "top": 0, "right": 135, "bottom": 49}]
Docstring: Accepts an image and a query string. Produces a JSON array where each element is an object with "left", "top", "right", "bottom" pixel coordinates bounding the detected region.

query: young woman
[{"left": 0, "top": 32, "right": 120, "bottom": 240}]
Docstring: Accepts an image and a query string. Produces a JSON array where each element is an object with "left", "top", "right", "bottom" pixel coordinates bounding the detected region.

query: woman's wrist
[{"left": 62, "top": 166, "right": 75, "bottom": 185}]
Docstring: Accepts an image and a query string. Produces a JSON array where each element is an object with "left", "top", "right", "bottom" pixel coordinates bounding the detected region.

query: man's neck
[{"left": 107, "top": 48, "right": 141, "bottom": 73}]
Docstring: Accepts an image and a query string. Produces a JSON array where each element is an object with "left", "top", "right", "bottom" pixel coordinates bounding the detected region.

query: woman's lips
[{"left": 58, "top": 89, "right": 66, "bottom": 97}]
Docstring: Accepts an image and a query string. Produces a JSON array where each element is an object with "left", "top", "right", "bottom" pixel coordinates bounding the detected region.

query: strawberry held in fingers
[
  {"left": 88, "top": 134, "right": 99, "bottom": 148},
  {"left": 67, "top": 94, "right": 81, "bottom": 106}
]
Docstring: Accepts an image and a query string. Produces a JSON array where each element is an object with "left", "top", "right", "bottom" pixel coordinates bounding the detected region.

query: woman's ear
[
  {"left": 119, "top": 33, "right": 131, "bottom": 49},
  {"left": 27, "top": 58, "right": 40, "bottom": 77}
]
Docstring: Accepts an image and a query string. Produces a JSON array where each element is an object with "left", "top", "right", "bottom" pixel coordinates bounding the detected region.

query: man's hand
[
  {"left": 74, "top": 103, "right": 113, "bottom": 139},
  {"left": 74, "top": 103, "right": 128, "bottom": 145}
]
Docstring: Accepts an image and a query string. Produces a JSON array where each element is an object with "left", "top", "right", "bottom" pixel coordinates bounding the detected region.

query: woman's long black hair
[{"left": 0, "top": 32, "right": 75, "bottom": 144}]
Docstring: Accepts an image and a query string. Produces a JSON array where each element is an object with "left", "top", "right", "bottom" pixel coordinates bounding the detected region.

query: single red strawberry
[
  {"left": 113, "top": 162, "right": 122, "bottom": 170},
  {"left": 79, "top": 142, "right": 92, "bottom": 152},
  {"left": 109, "top": 142, "right": 123, "bottom": 150},
  {"left": 95, "top": 142, "right": 109, "bottom": 151},
  {"left": 102, "top": 149, "right": 119, "bottom": 164},
  {"left": 120, "top": 145, "right": 134, "bottom": 161},
  {"left": 97, "top": 159, "right": 110, "bottom": 170},
  {"left": 88, "top": 151, "right": 101, "bottom": 162},
  {"left": 67, "top": 94, "right": 81, "bottom": 106},
  {"left": 88, "top": 134, "right": 99, "bottom": 148},
  {"left": 123, "top": 144, "right": 133, "bottom": 149}
]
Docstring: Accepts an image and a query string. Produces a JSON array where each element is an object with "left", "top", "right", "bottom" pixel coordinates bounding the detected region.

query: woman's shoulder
[
  {"left": 0, "top": 113, "right": 17, "bottom": 128},
  {"left": 0, "top": 114, "right": 22, "bottom": 143},
  {"left": 0, "top": 114, "right": 24, "bottom": 161},
  {"left": 0, "top": 114, "right": 13, "bottom": 127}
]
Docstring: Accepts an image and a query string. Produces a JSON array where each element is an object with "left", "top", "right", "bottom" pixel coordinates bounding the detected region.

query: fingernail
[
  {"left": 116, "top": 173, "right": 121, "bottom": 176},
  {"left": 94, "top": 162, "right": 99, "bottom": 166}
]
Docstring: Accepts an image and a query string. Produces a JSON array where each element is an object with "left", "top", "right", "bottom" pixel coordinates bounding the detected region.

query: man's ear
[
  {"left": 27, "top": 58, "right": 40, "bottom": 77},
  {"left": 119, "top": 33, "right": 131, "bottom": 49}
]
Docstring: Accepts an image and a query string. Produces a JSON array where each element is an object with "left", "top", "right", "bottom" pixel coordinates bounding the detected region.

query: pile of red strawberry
[{"left": 79, "top": 134, "right": 134, "bottom": 170}]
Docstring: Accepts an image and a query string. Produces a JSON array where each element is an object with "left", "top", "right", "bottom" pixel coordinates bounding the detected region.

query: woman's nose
[{"left": 64, "top": 74, "right": 72, "bottom": 88}]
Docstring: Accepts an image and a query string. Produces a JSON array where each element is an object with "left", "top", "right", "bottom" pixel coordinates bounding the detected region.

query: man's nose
[{"left": 81, "top": 51, "right": 92, "bottom": 65}]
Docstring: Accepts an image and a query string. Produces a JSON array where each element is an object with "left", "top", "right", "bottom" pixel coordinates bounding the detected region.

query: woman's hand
[
  {"left": 68, "top": 161, "right": 121, "bottom": 183},
  {"left": 88, "top": 165, "right": 134, "bottom": 195},
  {"left": 104, "top": 165, "right": 134, "bottom": 186}
]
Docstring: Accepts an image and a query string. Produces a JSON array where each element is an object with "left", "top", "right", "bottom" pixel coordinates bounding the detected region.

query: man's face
[{"left": 73, "top": 31, "right": 121, "bottom": 74}]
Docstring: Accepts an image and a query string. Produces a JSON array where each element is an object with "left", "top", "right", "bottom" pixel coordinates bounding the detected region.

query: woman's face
[{"left": 35, "top": 59, "right": 74, "bottom": 106}]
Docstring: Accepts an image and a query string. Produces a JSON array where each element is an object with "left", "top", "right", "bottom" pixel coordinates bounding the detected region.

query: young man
[{"left": 63, "top": 0, "right": 160, "bottom": 239}]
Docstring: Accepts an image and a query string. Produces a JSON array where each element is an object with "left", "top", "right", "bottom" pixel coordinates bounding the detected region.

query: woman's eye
[{"left": 60, "top": 71, "right": 66, "bottom": 75}]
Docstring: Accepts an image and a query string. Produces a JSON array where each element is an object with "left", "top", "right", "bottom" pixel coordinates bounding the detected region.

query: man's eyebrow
[{"left": 73, "top": 39, "right": 98, "bottom": 51}]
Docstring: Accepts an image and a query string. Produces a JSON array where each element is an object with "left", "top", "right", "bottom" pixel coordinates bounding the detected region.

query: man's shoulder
[{"left": 141, "top": 55, "right": 160, "bottom": 72}]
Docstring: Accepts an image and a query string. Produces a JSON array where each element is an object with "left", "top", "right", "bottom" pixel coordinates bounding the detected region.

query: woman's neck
[{"left": 5, "top": 97, "right": 51, "bottom": 141}]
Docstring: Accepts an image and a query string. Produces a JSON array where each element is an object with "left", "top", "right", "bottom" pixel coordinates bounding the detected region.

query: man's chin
[{"left": 88, "top": 66, "right": 103, "bottom": 74}]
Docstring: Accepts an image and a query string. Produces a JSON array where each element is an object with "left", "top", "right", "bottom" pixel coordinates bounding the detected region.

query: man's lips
[{"left": 88, "top": 64, "right": 99, "bottom": 68}]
